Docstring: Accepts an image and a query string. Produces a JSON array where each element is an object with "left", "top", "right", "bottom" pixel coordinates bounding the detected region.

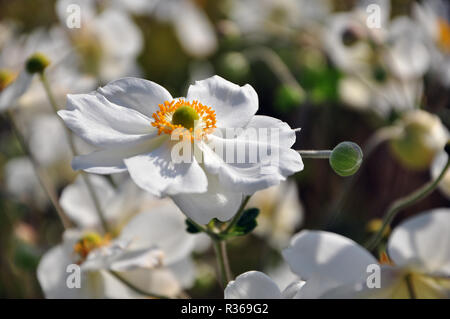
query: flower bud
[
  {"left": 330, "top": 141, "right": 363, "bottom": 177},
  {"left": 25, "top": 53, "right": 50, "bottom": 74},
  {"left": 274, "top": 84, "right": 305, "bottom": 113},
  {"left": 389, "top": 110, "right": 448, "bottom": 170}
]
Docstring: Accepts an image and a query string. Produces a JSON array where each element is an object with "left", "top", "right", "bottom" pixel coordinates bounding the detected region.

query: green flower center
[{"left": 171, "top": 105, "right": 200, "bottom": 130}]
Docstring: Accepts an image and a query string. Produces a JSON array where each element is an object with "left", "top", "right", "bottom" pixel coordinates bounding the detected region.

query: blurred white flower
[
  {"left": 58, "top": 75, "right": 303, "bottom": 224},
  {"left": 0, "top": 26, "right": 95, "bottom": 113},
  {"left": 431, "top": 151, "right": 450, "bottom": 199},
  {"left": 414, "top": 0, "right": 450, "bottom": 87},
  {"left": 225, "top": 270, "right": 305, "bottom": 299},
  {"left": 283, "top": 209, "right": 450, "bottom": 298},
  {"left": 247, "top": 181, "right": 303, "bottom": 249},
  {"left": 56, "top": 0, "right": 143, "bottom": 82},
  {"left": 37, "top": 197, "right": 202, "bottom": 298},
  {"left": 4, "top": 157, "right": 48, "bottom": 208},
  {"left": 230, "top": 0, "right": 330, "bottom": 38},
  {"left": 118, "top": 0, "right": 217, "bottom": 58}
]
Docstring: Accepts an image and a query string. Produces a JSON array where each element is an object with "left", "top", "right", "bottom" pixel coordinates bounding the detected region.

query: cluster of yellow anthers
[
  {"left": 73, "top": 232, "right": 111, "bottom": 264},
  {"left": 151, "top": 99, "right": 217, "bottom": 141}
]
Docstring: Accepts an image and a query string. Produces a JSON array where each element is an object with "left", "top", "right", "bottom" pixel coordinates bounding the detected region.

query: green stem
[
  {"left": 39, "top": 72, "right": 109, "bottom": 233},
  {"left": 244, "top": 46, "right": 305, "bottom": 95},
  {"left": 297, "top": 150, "right": 332, "bottom": 159},
  {"left": 6, "top": 110, "right": 72, "bottom": 229},
  {"left": 109, "top": 271, "right": 170, "bottom": 299},
  {"left": 213, "top": 240, "right": 231, "bottom": 288},
  {"left": 405, "top": 274, "right": 417, "bottom": 299},
  {"left": 365, "top": 158, "right": 450, "bottom": 251}
]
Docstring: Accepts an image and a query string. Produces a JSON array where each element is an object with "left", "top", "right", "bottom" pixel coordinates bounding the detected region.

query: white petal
[
  {"left": 60, "top": 174, "right": 116, "bottom": 228},
  {"left": 119, "top": 202, "right": 197, "bottom": 264},
  {"left": 72, "top": 134, "right": 167, "bottom": 174},
  {"left": 388, "top": 208, "right": 450, "bottom": 276},
  {"left": 108, "top": 247, "right": 165, "bottom": 272},
  {"left": 37, "top": 244, "right": 81, "bottom": 298},
  {"left": 172, "top": 0, "right": 217, "bottom": 57},
  {"left": 59, "top": 92, "right": 155, "bottom": 148},
  {"left": 124, "top": 141, "right": 208, "bottom": 197},
  {"left": 201, "top": 132, "right": 303, "bottom": 195},
  {"left": 0, "top": 71, "right": 33, "bottom": 111},
  {"left": 431, "top": 151, "right": 450, "bottom": 199},
  {"left": 168, "top": 257, "right": 197, "bottom": 289},
  {"left": 171, "top": 172, "right": 243, "bottom": 225},
  {"left": 186, "top": 75, "right": 258, "bottom": 129},
  {"left": 95, "top": 9, "right": 143, "bottom": 58},
  {"left": 97, "top": 77, "right": 173, "bottom": 119},
  {"left": 281, "top": 280, "right": 306, "bottom": 299},
  {"left": 282, "top": 230, "right": 377, "bottom": 283},
  {"left": 225, "top": 271, "right": 282, "bottom": 299}
]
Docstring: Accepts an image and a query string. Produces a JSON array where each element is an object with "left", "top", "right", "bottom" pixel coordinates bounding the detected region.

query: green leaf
[
  {"left": 227, "top": 208, "right": 260, "bottom": 237},
  {"left": 185, "top": 219, "right": 201, "bottom": 234}
]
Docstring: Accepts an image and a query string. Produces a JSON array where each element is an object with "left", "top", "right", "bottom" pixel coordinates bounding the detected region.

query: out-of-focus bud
[
  {"left": 389, "top": 110, "right": 448, "bottom": 170},
  {"left": 366, "top": 218, "right": 390, "bottom": 237},
  {"left": 274, "top": 84, "right": 305, "bottom": 113},
  {"left": 217, "top": 52, "right": 250, "bottom": 83},
  {"left": 330, "top": 141, "right": 363, "bottom": 177},
  {"left": 0, "top": 69, "right": 15, "bottom": 91},
  {"left": 25, "top": 52, "right": 50, "bottom": 74}
]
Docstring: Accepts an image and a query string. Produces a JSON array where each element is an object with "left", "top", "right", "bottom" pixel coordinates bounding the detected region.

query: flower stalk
[
  {"left": 39, "top": 72, "right": 110, "bottom": 233},
  {"left": 366, "top": 155, "right": 450, "bottom": 251},
  {"left": 6, "top": 109, "right": 72, "bottom": 229},
  {"left": 297, "top": 150, "right": 332, "bottom": 159}
]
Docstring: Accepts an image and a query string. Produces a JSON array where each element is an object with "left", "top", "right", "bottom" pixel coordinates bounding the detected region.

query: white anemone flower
[
  {"left": 247, "top": 181, "right": 303, "bottom": 249},
  {"left": 431, "top": 151, "right": 450, "bottom": 199},
  {"left": 413, "top": 0, "right": 450, "bottom": 87},
  {"left": 55, "top": 0, "right": 143, "bottom": 82},
  {"left": 225, "top": 271, "right": 305, "bottom": 299},
  {"left": 58, "top": 75, "right": 304, "bottom": 224},
  {"left": 283, "top": 209, "right": 450, "bottom": 298},
  {"left": 0, "top": 26, "right": 93, "bottom": 112},
  {"left": 116, "top": 0, "right": 217, "bottom": 58},
  {"left": 37, "top": 195, "right": 201, "bottom": 298}
]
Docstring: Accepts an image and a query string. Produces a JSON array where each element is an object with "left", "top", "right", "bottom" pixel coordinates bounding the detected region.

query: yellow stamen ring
[{"left": 151, "top": 99, "right": 217, "bottom": 141}]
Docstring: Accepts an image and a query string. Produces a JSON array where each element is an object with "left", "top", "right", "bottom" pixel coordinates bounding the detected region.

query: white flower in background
[
  {"left": 0, "top": 26, "right": 95, "bottom": 113},
  {"left": 27, "top": 114, "right": 93, "bottom": 169},
  {"left": 117, "top": 0, "right": 217, "bottom": 58},
  {"left": 4, "top": 157, "right": 48, "bottom": 209},
  {"left": 230, "top": 0, "right": 330, "bottom": 37},
  {"left": 55, "top": 0, "right": 143, "bottom": 82},
  {"left": 58, "top": 75, "right": 303, "bottom": 224},
  {"left": 247, "top": 181, "right": 303, "bottom": 249},
  {"left": 414, "top": 0, "right": 450, "bottom": 87},
  {"left": 283, "top": 209, "right": 450, "bottom": 298},
  {"left": 330, "top": 12, "right": 429, "bottom": 117},
  {"left": 431, "top": 151, "right": 450, "bottom": 199},
  {"left": 37, "top": 195, "right": 202, "bottom": 298},
  {"left": 225, "top": 271, "right": 305, "bottom": 299}
]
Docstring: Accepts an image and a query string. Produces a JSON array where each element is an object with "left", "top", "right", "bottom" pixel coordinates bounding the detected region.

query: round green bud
[
  {"left": 217, "top": 52, "right": 250, "bottom": 83},
  {"left": 25, "top": 53, "right": 50, "bottom": 74},
  {"left": 389, "top": 110, "right": 448, "bottom": 170},
  {"left": 172, "top": 106, "right": 199, "bottom": 130},
  {"left": 274, "top": 84, "right": 305, "bottom": 113},
  {"left": 330, "top": 141, "right": 363, "bottom": 177}
]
